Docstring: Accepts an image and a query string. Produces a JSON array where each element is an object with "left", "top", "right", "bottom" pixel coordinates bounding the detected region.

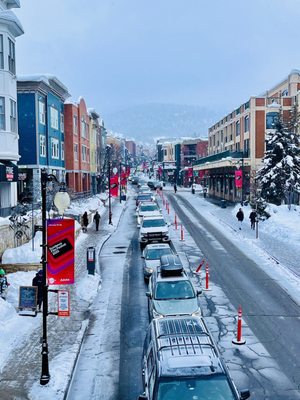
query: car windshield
[
  {"left": 156, "top": 376, "right": 236, "bottom": 400},
  {"left": 140, "top": 205, "right": 158, "bottom": 212},
  {"left": 146, "top": 248, "right": 172, "bottom": 260},
  {"left": 155, "top": 280, "right": 195, "bottom": 300},
  {"left": 142, "top": 219, "right": 166, "bottom": 228}
]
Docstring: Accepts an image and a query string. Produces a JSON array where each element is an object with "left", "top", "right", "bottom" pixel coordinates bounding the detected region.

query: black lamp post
[{"left": 40, "top": 169, "right": 70, "bottom": 386}]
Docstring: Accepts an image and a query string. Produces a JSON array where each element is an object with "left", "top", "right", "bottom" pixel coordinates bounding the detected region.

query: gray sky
[{"left": 15, "top": 0, "right": 300, "bottom": 128}]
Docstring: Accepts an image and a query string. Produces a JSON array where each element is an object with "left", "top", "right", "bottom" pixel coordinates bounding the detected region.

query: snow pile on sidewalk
[
  {"left": 2, "top": 232, "right": 43, "bottom": 264},
  {"left": 67, "top": 194, "right": 107, "bottom": 217},
  {"left": 0, "top": 271, "right": 39, "bottom": 372}
]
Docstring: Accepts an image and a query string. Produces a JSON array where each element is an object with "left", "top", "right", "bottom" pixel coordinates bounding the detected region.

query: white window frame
[
  {"left": 61, "top": 141, "right": 65, "bottom": 160},
  {"left": 81, "top": 118, "right": 86, "bottom": 138},
  {"left": 81, "top": 145, "right": 87, "bottom": 162},
  {"left": 73, "top": 115, "right": 78, "bottom": 134},
  {"left": 0, "top": 34, "right": 3, "bottom": 69},
  {"left": 40, "top": 135, "right": 46, "bottom": 157},
  {"left": 50, "top": 106, "right": 59, "bottom": 130},
  {"left": 60, "top": 113, "right": 64, "bottom": 133},
  {"left": 0, "top": 97, "right": 5, "bottom": 130},
  {"left": 10, "top": 99, "right": 17, "bottom": 133},
  {"left": 8, "top": 38, "right": 15, "bottom": 74},
  {"left": 39, "top": 100, "right": 45, "bottom": 125},
  {"left": 51, "top": 138, "right": 59, "bottom": 159},
  {"left": 74, "top": 143, "right": 78, "bottom": 160}
]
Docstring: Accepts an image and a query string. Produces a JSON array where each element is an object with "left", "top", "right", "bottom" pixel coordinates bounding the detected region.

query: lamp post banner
[
  {"left": 110, "top": 174, "right": 119, "bottom": 197},
  {"left": 47, "top": 219, "right": 75, "bottom": 285},
  {"left": 235, "top": 170, "right": 243, "bottom": 188}
]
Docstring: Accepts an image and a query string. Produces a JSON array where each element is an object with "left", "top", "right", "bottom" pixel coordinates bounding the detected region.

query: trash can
[
  {"left": 220, "top": 199, "right": 227, "bottom": 208},
  {"left": 192, "top": 188, "right": 195, "bottom": 195},
  {"left": 87, "top": 247, "right": 96, "bottom": 275}
]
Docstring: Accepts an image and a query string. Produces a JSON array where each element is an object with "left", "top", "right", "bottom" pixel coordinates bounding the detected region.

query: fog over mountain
[{"left": 104, "top": 103, "right": 221, "bottom": 142}]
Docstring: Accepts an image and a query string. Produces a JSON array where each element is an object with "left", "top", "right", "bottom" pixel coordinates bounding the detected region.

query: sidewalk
[{"left": 0, "top": 200, "right": 125, "bottom": 400}]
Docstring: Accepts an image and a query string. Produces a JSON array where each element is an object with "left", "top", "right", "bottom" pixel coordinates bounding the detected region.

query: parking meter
[{"left": 87, "top": 247, "right": 96, "bottom": 275}]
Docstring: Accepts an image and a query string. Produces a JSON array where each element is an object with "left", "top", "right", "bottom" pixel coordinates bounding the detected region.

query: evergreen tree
[{"left": 256, "top": 114, "right": 300, "bottom": 206}]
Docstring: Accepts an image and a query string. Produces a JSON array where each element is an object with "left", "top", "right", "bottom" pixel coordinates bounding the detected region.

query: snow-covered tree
[{"left": 256, "top": 115, "right": 300, "bottom": 206}]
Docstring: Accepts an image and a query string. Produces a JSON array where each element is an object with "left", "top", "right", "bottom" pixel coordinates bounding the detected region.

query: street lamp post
[{"left": 40, "top": 169, "right": 70, "bottom": 386}]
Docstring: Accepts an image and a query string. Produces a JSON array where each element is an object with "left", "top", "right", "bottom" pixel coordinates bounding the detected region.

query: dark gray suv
[{"left": 138, "top": 316, "right": 250, "bottom": 400}]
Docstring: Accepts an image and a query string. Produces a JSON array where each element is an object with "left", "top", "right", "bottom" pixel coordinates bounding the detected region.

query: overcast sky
[{"left": 14, "top": 0, "right": 300, "bottom": 124}]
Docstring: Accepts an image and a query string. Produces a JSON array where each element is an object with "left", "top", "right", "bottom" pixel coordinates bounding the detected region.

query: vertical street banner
[
  {"left": 235, "top": 170, "right": 243, "bottom": 188},
  {"left": 125, "top": 166, "right": 131, "bottom": 178},
  {"left": 121, "top": 171, "right": 127, "bottom": 186},
  {"left": 110, "top": 174, "right": 119, "bottom": 197},
  {"left": 47, "top": 219, "right": 75, "bottom": 285},
  {"left": 187, "top": 168, "right": 193, "bottom": 178}
]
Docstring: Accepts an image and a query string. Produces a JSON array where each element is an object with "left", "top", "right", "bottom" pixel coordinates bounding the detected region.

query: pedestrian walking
[
  {"left": 249, "top": 209, "right": 257, "bottom": 230},
  {"left": 173, "top": 184, "right": 177, "bottom": 193},
  {"left": 32, "top": 269, "right": 43, "bottom": 311},
  {"left": 236, "top": 207, "right": 244, "bottom": 230},
  {"left": 81, "top": 211, "right": 89, "bottom": 233},
  {"left": 93, "top": 211, "right": 101, "bottom": 231},
  {"left": 0, "top": 268, "right": 9, "bottom": 300},
  {"left": 203, "top": 187, "right": 207, "bottom": 199}
]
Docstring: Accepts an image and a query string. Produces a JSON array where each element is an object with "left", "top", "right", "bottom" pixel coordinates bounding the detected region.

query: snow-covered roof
[
  {"left": 18, "top": 74, "right": 70, "bottom": 99},
  {"left": 0, "top": 9, "right": 24, "bottom": 37},
  {"left": 88, "top": 108, "right": 100, "bottom": 119}
]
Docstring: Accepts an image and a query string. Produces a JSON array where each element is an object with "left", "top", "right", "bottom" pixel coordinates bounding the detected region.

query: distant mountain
[{"left": 104, "top": 103, "right": 220, "bottom": 142}]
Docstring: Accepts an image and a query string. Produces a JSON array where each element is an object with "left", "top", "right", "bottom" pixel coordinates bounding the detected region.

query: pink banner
[{"left": 235, "top": 170, "right": 243, "bottom": 188}]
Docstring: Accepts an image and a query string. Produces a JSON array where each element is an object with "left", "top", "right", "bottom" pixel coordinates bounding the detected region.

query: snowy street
[{"left": 1, "top": 189, "right": 300, "bottom": 399}]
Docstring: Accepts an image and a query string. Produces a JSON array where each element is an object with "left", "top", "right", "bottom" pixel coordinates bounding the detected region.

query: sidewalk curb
[{"left": 63, "top": 199, "right": 128, "bottom": 400}]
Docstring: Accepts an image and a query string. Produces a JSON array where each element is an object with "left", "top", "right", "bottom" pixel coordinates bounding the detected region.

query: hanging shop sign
[{"left": 235, "top": 170, "right": 243, "bottom": 188}]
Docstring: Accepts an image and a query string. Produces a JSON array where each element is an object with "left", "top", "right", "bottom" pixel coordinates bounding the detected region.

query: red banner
[
  {"left": 125, "top": 167, "right": 131, "bottom": 178},
  {"left": 187, "top": 168, "right": 193, "bottom": 178},
  {"left": 110, "top": 174, "right": 119, "bottom": 197},
  {"left": 235, "top": 170, "right": 243, "bottom": 188},
  {"left": 47, "top": 219, "right": 75, "bottom": 285},
  {"left": 121, "top": 171, "right": 127, "bottom": 186},
  {"left": 158, "top": 166, "right": 163, "bottom": 176}
]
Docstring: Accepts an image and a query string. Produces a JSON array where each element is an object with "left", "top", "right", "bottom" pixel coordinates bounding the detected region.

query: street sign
[
  {"left": 58, "top": 290, "right": 70, "bottom": 317},
  {"left": 18, "top": 286, "right": 37, "bottom": 316}
]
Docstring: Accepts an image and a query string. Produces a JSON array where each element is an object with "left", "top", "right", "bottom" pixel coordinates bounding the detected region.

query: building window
[
  {"left": 39, "top": 100, "right": 45, "bottom": 125},
  {"left": 50, "top": 107, "right": 58, "bottom": 130},
  {"left": 40, "top": 135, "right": 46, "bottom": 157},
  {"left": 74, "top": 144, "right": 78, "bottom": 160},
  {"left": 82, "top": 145, "right": 87, "bottom": 162},
  {"left": 0, "top": 35, "right": 3, "bottom": 69},
  {"left": 244, "top": 139, "right": 250, "bottom": 157},
  {"left": 10, "top": 99, "right": 17, "bottom": 132},
  {"left": 51, "top": 138, "right": 59, "bottom": 159},
  {"left": 266, "top": 112, "right": 279, "bottom": 129},
  {"left": 61, "top": 142, "right": 65, "bottom": 160},
  {"left": 73, "top": 115, "right": 78, "bottom": 134},
  {"left": 8, "top": 38, "right": 15, "bottom": 74},
  {"left": 0, "top": 97, "right": 5, "bottom": 130},
  {"left": 244, "top": 115, "right": 249, "bottom": 133},
  {"left": 81, "top": 118, "right": 87, "bottom": 138},
  {"left": 60, "top": 113, "right": 64, "bottom": 133},
  {"left": 236, "top": 121, "right": 240, "bottom": 136}
]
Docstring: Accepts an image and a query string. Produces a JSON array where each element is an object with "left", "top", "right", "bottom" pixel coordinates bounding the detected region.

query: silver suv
[
  {"left": 146, "top": 255, "right": 202, "bottom": 319},
  {"left": 142, "top": 243, "right": 174, "bottom": 281},
  {"left": 138, "top": 316, "right": 250, "bottom": 400}
]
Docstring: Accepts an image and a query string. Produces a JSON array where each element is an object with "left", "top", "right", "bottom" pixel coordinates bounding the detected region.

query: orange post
[
  {"left": 174, "top": 214, "right": 178, "bottom": 230},
  {"left": 180, "top": 224, "right": 184, "bottom": 241},
  {"left": 232, "top": 305, "right": 246, "bottom": 345},
  {"left": 195, "top": 259, "right": 205, "bottom": 274}
]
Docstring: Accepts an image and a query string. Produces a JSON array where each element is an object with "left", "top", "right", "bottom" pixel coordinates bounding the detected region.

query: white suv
[
  {"left": 136, "top": 202, "right": 162, "bottom": 226},
  {"left": 139, "top": 216, "right": 170, "bottom": 249}
]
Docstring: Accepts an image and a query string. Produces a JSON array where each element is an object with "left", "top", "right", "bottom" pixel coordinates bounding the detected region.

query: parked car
[
  {"left": 147, "top": 181, "right": 162, "bottom": 190},
  {"left": 137, "top": 202, "right": 162, "bottom": 226},
  {"left": 146, "top": 255, "right": 202, "bottom": 319},
  {"left": 136, "top": 193, "right": 153, "bottom": 207},
  {"left": 139, "top": 215, "right": 170, "bottom": 249},
  {"left": 142, "top": 243, "right": 174, "bottom": 281},
  {"left": 138, "top": 315, "right": 251, "bottom": 400}
]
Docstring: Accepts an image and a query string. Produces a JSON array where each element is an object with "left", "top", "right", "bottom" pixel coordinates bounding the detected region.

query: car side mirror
[
  {"left": 141, "top": 255, "right": 145, "bottom": 259},
  {"left": 146, "top": 291, "right": 151, "bottom": 298},
  {"left": 240, "top": 390, "right": 250, "bottom": 400},
  {"left": 167, "top": 223, "right": 171, "bottom": 227},
  {"left": 138, "top": 395, "right": 148, "bottom": 400},
  {"left": 197, "top": 289, "right": 202, "bottom": 296},
  {"left": 159, "top": 208, "right": 162, "bottom": 212},
  {"left": 137, "top": 224, "right": 141, "bottom": 228}
]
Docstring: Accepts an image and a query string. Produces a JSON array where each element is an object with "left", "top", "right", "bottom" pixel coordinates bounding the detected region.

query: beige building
[{"left": 194, "top": 70, "right": 300, "bottom": 203}]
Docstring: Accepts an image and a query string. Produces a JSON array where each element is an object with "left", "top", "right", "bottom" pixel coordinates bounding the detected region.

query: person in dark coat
[
  {"left": 81, "top": 212, "right": 89, "bottom": 233},
  {"left": 236, "top": 208, "right": 244, "bottom": 230},
  {"left": 173, "top": 184, "right": 177, "bottom": 193},
  {"left": 93, "top": 211, "right": 101, "bottom": 231},
  {"left": 249, "top": 210, "right": 257, "bottom": 230},
  {"left": 32, "top": 270, "right": 43, "bottom": 311},
  {"left": 0, "top": 268, "right": 9, "bottom": 300}
]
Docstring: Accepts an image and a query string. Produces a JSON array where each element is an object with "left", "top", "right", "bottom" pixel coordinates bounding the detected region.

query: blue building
[{"left": 17, "top": 75, "right": 70, "bottom": 201}]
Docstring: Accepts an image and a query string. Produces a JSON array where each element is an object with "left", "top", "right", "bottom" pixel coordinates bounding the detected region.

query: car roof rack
[{"left": 160, "top": 254, "right": 183, "bottom": 276}]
